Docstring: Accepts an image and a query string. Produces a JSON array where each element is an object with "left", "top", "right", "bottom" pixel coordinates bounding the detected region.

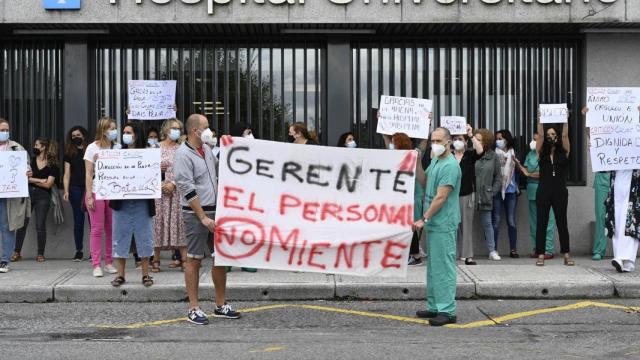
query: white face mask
[
  {"left": 496, "top": 139, "right": 506, "bottom": 149},
  {"left": 200, "top": 128, "right": 213, "bottom": 145},
  {"left": 388, "top": 143, "right": 395, "bottom": 150},
  {"left": 122, "top": 134, "right": 134, "bottom": 145},
  {"left": 453, "top": 140, "right": 465, "bottom": 151},
  {"left": 244, "top": 133, "right": 255, "bottom": 140},
  {"left": 529, "top": 140, "right": 537, "bottom": 151},
  {"left": 107, "top": 129, "right": 118, "bottom": 141},
  {"left": 147, "top": 138, "right": 158, "bottom": 147},
  {"left": 208, "top": 137, "right": 218, "bottom": 147},
  {"left": 169, "top": 129, "right": 181, "bottom": 141},
  {"left": 346, "top": 141, "right": 357, "bottom": 148},
  {"left": 432, "top": 143, "right": 447, "bottom": 157}
]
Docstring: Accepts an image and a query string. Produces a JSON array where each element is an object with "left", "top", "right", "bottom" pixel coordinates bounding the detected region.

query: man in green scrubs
[
  {"left": 413, "top": 127, "right": 461, "bottom": 327},
  {"left": 592, "top": 171, "right": 611, "bottom": 260}
]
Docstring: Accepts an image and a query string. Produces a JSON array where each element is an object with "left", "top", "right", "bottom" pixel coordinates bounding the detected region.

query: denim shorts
[{"left": 112, "top": 200, "right": 153, "bottom": 258}]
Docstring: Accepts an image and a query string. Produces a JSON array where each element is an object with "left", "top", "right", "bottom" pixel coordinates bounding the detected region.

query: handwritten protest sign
[
  {"left": 0, "top": 151, "right": 28, "bottom": 198},
  {"left": 215, "top": 137, "right": 416, "bottom": 277},
  {"left": 128, "top": 80, "right": 177, "bottom": 120},
  {"left": 440, "top": 116, "right": 467, "bottom": 135},
  {"left": 586, "top": 87, "right": 640, "bottom": 128},
  {"left": 587, "top": 87, "right": 640, "bottom": 172},
  {"left": 377, "top": 95, "right": 432, "bottom": 139},
  {"left": 94, "top": 149, "right": 162, "bottom": 200},
  {"left": 539, "top": 104, "right": 568, "bottom": 124}
]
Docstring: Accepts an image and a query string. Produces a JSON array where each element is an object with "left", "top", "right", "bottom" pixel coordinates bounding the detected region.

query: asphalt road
[{"left": 1, "top": 300, "right": 640, "bottom": 360}]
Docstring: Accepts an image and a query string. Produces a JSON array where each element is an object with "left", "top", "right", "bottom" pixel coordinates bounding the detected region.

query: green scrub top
[
  {"left": 524, "top": 150, "right": 541, "bottom": 201},
  {"left": 424, "top": 153, "right": 462, "bottom": 233}
]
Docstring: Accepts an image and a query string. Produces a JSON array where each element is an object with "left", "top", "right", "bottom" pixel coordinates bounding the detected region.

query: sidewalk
[{"left": 0, "top": 257, "right": 638, "bottom": 303}]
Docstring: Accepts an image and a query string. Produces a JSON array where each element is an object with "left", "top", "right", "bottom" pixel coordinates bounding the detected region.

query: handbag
[{"left": 50, "top": 187, "right": 65, "bottom": 225}]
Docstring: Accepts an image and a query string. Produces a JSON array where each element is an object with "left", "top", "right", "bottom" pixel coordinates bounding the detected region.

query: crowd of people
[{"left": 0, "top": 103, "right": 638, "bottom": 326}]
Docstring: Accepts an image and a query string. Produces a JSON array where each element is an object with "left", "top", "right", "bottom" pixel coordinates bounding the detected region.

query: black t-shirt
[
  {"left": 458, "top": 147, "right": 481, "bottom": 197},
  {"left": 63, "top": 149, "right": 86, "bottom": 187},
  {"left": 31, "top": 158, "right": 60, "bottom": 192}
]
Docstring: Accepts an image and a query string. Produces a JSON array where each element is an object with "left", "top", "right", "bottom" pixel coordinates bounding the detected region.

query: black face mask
[
  {"left": 546, "top": 136, "right": 557, "bottom": 144},
  {"left": 72, "top": 137, "right": 83, "bottom": 147},
  {"left": 32, "top": 148, "right": 41, "bottom": 157},
  {"left": 287, "top": 135, "right": 295, "bottom": 143}
]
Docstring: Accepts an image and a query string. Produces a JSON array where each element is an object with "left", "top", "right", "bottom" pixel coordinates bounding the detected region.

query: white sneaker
[
  {"left": 622, "top": 260, "right": 635, "bottom": 273},
  {"left": 489, "top": 251, "right": 501, "bottom": 261},
  {"left": 104, "top": 264, "right": 118, "bottom": 274},
  {"left": 93, "top": 267, "right": 104, "bottom": 277}
]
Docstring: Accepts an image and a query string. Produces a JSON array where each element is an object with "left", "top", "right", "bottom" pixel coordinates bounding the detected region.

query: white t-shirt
[{"left": 83, "top": 141, "right": 121, "bottom": 163}]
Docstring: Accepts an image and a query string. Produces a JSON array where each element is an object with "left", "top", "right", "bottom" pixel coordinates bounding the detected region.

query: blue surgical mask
[
  {"left": 496, "top": 139, "right": 506, "bottom": 149},
  {"left": 147, "top": 138, "right": 158, "bottom": 147},
  {"left": 0, "top": 131, "right": 9, "bottom": 142},
  {"left": 107, "top": 129, "right": 118, "bottom": 141},
  {"left": 169, "top": 129, "right": 181, "bottom": 141},
  {"left": 122, "top": 134, "right": 134, "bottom": 145},
  {"left": 346, "top": 141, "right": 357, "bottom": 148}
]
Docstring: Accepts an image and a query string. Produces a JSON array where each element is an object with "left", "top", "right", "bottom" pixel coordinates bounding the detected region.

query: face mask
[
  {"left": 432, "top": 143, "right": 446, "bottom": 157},
  {"left": 529, "top": 140, "right": 537, "bottom": 151},
  {"left": 546, "top": 136, "right": 557, "bottom": 144},
  {"left": 0, "top": 132, "right": 9, "bottom": 142},
  {"left": 147, "top": 138, "right": 158, "bottom": 147},
  {"left": 496, "top": 139, "right": 506, "bottom": 149},
  {"left": 208, "top": 137, "right": 218, "bottom": 147},
  {"left": 453, "top": 140, "right": 465, "bottom": 151},
  {"left": 72, "top": 137, "right": 83, "bottom": 147},
  {"left": 388, "top": 143, "right": 395, "bottom": 150},
  {"left": 346, "top": 141, "right": 357, "bottom": 148},
  {"left": 200, "top": 128, "right": 214, "bottom": 145},
  {"left": 122, "top": 134, "right": 134, "bottom": 145},
  {"left": 288, "top": 135, "right": 295, "bottom": 143},
  {"left": 169, "top": 129, "right": 181, "bottom": 141},
  {"left": 107, "top": 129, "right": 118, "bottom": 141},
  {"left": 33, "top": 148, "right": 41, "bottom": 157},
  {"left": 244, "top": 133, "right": 255, "bottom": 140}
]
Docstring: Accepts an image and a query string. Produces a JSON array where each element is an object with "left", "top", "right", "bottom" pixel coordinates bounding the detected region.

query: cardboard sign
[
  {"left": 214, "top": 137, "right": 416, "bottom": 277},
  {"left": 440, "top": 116, "right": 467, "bottom": 135},
  {"left": 94, "top": 149, "right": 162, "bottom": 200},
  {"left": 539, "top": 104, "right": 568, "bottom": 124},
  {"left": 377, "top": 95, "right": 432, "bottom": 139},
  {"left": 0, "top": 151, "right": 28, "bottom": 198},
  {"left": 127, "top": 80, "right": 177, "bottom": 120},
  {"left": 586, "top": 87, "right": 640, "bottom": 128}
]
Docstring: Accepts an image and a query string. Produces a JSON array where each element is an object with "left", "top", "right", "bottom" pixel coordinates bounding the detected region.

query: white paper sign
[
  {"left": 0, "top": 151, "right": 28, "bottom": 198},
  {"left": 94, "top": 149, "right": 162, "bottom": 200},
  {"left": 377, "top": 95, "right": 432, "bottom": 139},
  {"left": 440, "top": 116, "right": 467, "bottom": 135},
  {"left": 586, "top": 87, "right": 640, "bottom": 128},
  {"left": 128, "top": 80, "right": 177, "bottom": 120},
  {"left": 215, "top": 137, "right": 416, "bottom": 277},
  {"left": 539, "top": 104, "right": 568, "bottom": 124}
]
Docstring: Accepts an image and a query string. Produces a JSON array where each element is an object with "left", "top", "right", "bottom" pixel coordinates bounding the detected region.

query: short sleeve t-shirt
[
  {"left": 83, "top": 142, "right": 121, "bottom": 163},
  {"left": 31, "top": 158, "right": 60, "bottom": 193},
  {"left": 63, "top": 149, "right": 86, "bottom": 188},
  {"left": 424, "top": 153, "right": 462, "bottom": 232}
]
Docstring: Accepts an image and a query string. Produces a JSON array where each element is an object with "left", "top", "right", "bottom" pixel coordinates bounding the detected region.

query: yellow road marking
[
  {"left": 91, "top": 301, "right": 640, "bottom": 330},
  {"left": 249, "top": 346, "right": 287, "bottom": 353}
]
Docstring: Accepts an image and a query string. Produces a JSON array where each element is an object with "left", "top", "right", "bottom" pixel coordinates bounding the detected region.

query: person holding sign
[
  {"left": 493, "top": 129, "right": 520, "bottom": 259},
  {"left": 514, "top": 131, "right": 556, "bottom": 259},
  {"left": 84, "top": 117, "right": 120, "bottom": 278},
  {"left": 0, "top": 119, "right": 31, "bottom": 274},
  {"left": 534, "top": 112, "right": 573, "bottom": 266},
  {"left": 413, "top": 127, "right": 461, "bottom": 327},
  {"left": 583, "top": 106, "right": 640, "bottom": 273},
  {"left": 109, "top": 122, "right": 156, "bottom": 288},
  {"left": 174, "top": 114, "right": 240, "bottom": 325}
]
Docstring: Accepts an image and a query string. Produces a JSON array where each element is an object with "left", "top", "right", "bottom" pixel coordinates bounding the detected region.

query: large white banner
[
  {"left": 587, "top": 87, "right": 640, "bottom": 172},
  {"left": 377, "top": 95, "right": 432, "bottom": 139},
  {"left": 0, "top": 151, "right": 28, "bottom": 198},
  {"left": 127, "top": 80, "right": 177, "bottom": 120},
  {"left": 215, "top": 137, "right": 416, "bottom": 277},
  {"left": 94, "top": 149, "right": 162, "bottom": 200}
]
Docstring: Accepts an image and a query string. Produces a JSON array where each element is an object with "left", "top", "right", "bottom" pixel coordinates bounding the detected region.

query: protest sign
[
  {"left": 215, "top": 137, "right": 416, "bottom": 277},
  {"left": 440, "top": 116, "right": 467, "bottom": 135},
  {"left": 127, "top": 80, "right": 177, "bottom": 120},
  {"left": 586, "top": 87, "right": 640, "bottom": 128},
  {"left": 539, "top": 104, "right": 568, "bottom": 124},
  {"left": 587, "top": 87, "right": 640, "bottom": 172},
  {"left": 94, "top": 149, "right": 162, "bottom": 200},
  {"left": 377, "top": 95, "right": 432, "bottom": 139},
  {"left": 0, "top": 151, "right": 28, "bottom": 198}
]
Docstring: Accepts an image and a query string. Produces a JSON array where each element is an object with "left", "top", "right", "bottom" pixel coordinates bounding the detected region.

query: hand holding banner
[
  {"left": 440, "top": 116, "right": 467, "bottom": 135},
  {"left": 539, "top": 104, "right": 568, "bottom": 124},
  {"left": 215, "top": 137, "right": 416, "bottom": 278},
  {"left": 94, "top": 149, "right": 162, "bottom": 200},
  {"left": 128, "top": 80, "right": 177, "bottom": 120},
  {"left": 0, "top": 151, "right": 28, "bottom": 198},
  {"left": 377, "top": 95, "right": 432, "bottom": 139}
]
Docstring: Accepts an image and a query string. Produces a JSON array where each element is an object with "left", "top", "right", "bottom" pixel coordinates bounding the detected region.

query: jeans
[
  {"left": 479, "top": 210, "right": 495, "bottom": 253},
  {"left": 15, "top": 186, "right": 51, "bottom": 255},
  {"left": 69, "top": 185, "right": 86, "bottom": 252},
  {"left": 0, "top": 199, "right": 16, "bottom": 263},
  {"left": 492, "top": 192, "right": 518, "bottom": 252}
]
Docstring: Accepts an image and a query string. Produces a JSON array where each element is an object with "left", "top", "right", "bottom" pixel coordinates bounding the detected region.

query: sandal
[
  {"left": 536, "top": 257, "right": 545, "bottom": 267},
  {"left": 110, "top": 276, "right": 126, "bottom": 287},
  {"left": 36, "top": 255, "right": 45, "bottom": 262},
  {"left": 564, "top": 257, "right": 575, "bottom": 266},
  {"left": 151, "top": 261, "right": 161, "bottom": 273},
  {"left": 142, "top": 275, "right": 154, "bottom": 287},
  {"left": 168, "top": 260, "right": 182, "bottom": 269},
  {"left": 10, "top": 252, "right": 21, "bottom": 262}
]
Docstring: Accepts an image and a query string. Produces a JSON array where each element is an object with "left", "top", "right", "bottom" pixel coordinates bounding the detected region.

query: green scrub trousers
[
  {"left": 593, "top": 172, "right": 610, "bottom": 257},
  {"left": 426, "top": 229, "right": 457, "bottom": 317}
]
